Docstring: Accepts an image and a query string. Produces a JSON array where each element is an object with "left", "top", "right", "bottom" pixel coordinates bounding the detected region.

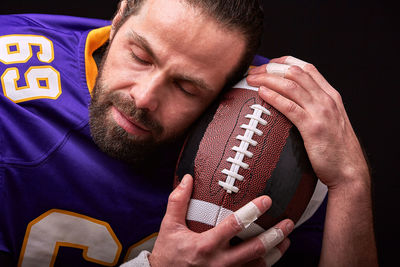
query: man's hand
[
  {"left": 149, "top": 174, "right": 294, "bottom": 267},
  {"left": 247, "top": 56, "right": 378, "bottom": 266},
  {"left": 247, "top": 56, "right": 369, "bottom": 190}
]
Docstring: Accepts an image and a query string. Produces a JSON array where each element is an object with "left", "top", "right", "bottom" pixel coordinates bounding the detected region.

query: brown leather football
[{"left": 175, "top": 78, "right": 319, "bottom": 240}]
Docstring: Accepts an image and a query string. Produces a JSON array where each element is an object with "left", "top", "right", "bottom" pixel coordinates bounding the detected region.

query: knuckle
[
  {"left": 319, "top": 105, "right": 332, "bottom": 118},
  {"left": 287, "top": 66, "right": 314, "bottom": 85},
  {"left": 304, "top": 62, "right": 317, "bottom": 72},
  {"left": 229, "top": 214, "right": 243, "bottom": 232},
  {"left": 283, "top": 79, "right": 298, "bottom": 91},
  {"left": 177, "top": 242, "right": 203, "bottom": 265},
  {"left": 284, "top": 55, "right": 292, "bottom": 60},
  {"left": 320, "top": 96, "right": 337, "bottom": 116},
  {"left": 176, "top": 239, "right": 192, "bottom": 253},
  {"left": 197, "top": 242, "right": 213, "bottom": 255},
  {"left": 309, "top": 120, "right": 325, "bottom": 136},
  {"left": 267, "top": 90, "right": 279, "bottom": 103},
  {"left": 287, "top": 65, "right": 303, "bottom": 76},
  {"left": 285, "top": 101, "right": 298, "bottom": 114},
  {"left": 253, "top": 239, "right": 267, "bottom": 256},
  {"left": 167, "top": 189, "right": 181, "bottom": 203},
  {"left": 191, "top": 241, "right": 213, "bottom": 261},
  {"left": 331, "top": 89, "right": 343, "bottom": 103}
]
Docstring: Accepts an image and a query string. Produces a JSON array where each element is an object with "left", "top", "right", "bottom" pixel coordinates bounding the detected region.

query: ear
[{"left": 110, "top": 0, "right": 129, "bottom": 40}]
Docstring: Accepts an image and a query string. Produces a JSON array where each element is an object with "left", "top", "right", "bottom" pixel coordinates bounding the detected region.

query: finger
[
  {"left": 258, "top": 85, "right": 307, "bottom": 127},
  {"left": 283, "top": 64, "right": 329, "bottom": 99},
  {"left": 269, "top": 56, "right": 308, "bottom": 68},
  {"left": 272, "top": 56, "right": 342, "bottom": 104},
  {"left": 244, "top": 239, "right": 290, "bottom": 267},
  {"left": 289, "top": 57, "right": 338, "bottom": 98},
  {"left": 248, "top": 56, "right": 296, "bottom": 74},
  {"left": 248, "top": 55, "right": 306, "bottom": 76},
  {"left": 204, "top": 196, "right": 272, "bottom": 244},
  {"left": 226, "top": 219, "right": 294, "bottom": 266},
  {"left": 248, "top": 63, "right": 289, "bottom": 77},
  {"left": 248, "top": 62, "right": 291, "bottom": 77},
  {"left": 163, "top": 174, "right": 193, "bottom": 225},
  {"left": 268, "top": 56, "right": 289, "bottom": 65},
  {"left": 248, "top": 64, "right": 268, "bottom": 75},
  {"left": 284, "top": 65, "right": 344, "bottom": 121},
  {"left": 248, "top": 56, "right": 307, "bottom": 78},
  {"left": 283, "top": 56, "right": 348, "bottom": 118},
  {"left": 257, "top": 219, "right": 294, "bottom": 252},
  {"left": 247, "top": 71, "right": 313, "bottom": 107},
  {"left": 263, "top": 238, "right": 291, "bottom": 267}
]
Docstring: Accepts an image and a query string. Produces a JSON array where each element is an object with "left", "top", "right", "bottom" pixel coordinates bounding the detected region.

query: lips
[{"left": 111, "top": 106, "right": 151, "bottom": 136}]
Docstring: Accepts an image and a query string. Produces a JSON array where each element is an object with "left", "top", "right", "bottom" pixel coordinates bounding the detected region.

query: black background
[{"left": 1, "top": 0, "right": 398, "bottom": 266}]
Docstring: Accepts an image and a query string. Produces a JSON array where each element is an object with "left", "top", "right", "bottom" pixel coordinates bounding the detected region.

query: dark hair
[{"left": 116, "top": 0, "right": 264, "bottom": 88}]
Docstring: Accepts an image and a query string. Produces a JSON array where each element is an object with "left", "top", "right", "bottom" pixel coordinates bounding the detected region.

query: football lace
[{"left": 219, "top": 104, "right": 271, "bottom": 193}]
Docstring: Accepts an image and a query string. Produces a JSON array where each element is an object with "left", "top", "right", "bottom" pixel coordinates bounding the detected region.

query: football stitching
[
  {"left": 233, "top": 103, "right": 280, "bottom": 206},
  {"left": 219, "top": 104, "right": 271, "bottom": 193},
  {"left": 209, "top": 97, "right": 255, "bottom": 197}
]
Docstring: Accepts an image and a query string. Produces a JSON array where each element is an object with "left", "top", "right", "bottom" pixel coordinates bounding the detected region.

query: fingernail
[
  {"left": 262, "top": 196, "right": 270, "bottom": 210},
  {"left": 234, "top": 201, "right": 262, "bottom": 229},
  {"left": 266, "top": 63, "right": 290, "bottom": 77},
  {"left": 284, "top": 56, "right": 308, "bottom": 69},
  {"left": 180, "top": 175, "right": 189, "bottom": 187},
  {"left": 258, "top": 227, "right": 284, "bottom": 251},
  {"left": 286, "top": 221, "right": 294, "bottom": 233}
]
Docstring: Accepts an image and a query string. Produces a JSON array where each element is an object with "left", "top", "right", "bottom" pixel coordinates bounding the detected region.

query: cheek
[
  {"left": 101, "top": 62, "right": 133, "bottom": 89},
  {"left": 162, "top": 100, "right": 210, "bottom": 137},
  {"left": 100, "top": 47, "right": 141, "bottom": 91},
  {"left": 165, "top": 108, "right": 195, "bottom": 133}
]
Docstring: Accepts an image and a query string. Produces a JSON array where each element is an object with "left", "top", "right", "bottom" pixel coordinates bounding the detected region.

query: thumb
[{"left": 163, "top": 174, "right": 193, "bottom": 225}]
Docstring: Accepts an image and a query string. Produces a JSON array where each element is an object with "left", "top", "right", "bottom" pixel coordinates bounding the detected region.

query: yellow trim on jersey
[
  {"left": 84, "top": 26, "right": 111, "bottom": 94},
  {"left": 124, "top": 232, "right": 158, "bottom": 262}
]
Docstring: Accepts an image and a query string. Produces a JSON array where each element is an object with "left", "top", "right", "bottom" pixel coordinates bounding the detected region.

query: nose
[{"left": 129, "top": 72, "right": 164, "bottom": 112}]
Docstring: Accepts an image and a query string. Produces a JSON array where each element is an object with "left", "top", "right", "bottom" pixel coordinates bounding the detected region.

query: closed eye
[
  {"left": 174, "top": 81, "right": 195, "bottom": 96},
  {"left": 131, "top": 51, "right": 151, "bottom": 65}
]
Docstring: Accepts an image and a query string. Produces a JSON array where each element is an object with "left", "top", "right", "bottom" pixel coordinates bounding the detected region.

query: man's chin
[
  {"left": 94, "top": 130, "right": 159, "bottom": 164},
  {"left": 105, "top": 146, "right": 154, "bottom": 168}
]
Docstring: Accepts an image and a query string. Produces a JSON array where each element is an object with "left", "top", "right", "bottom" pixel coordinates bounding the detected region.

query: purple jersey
[
  {"left": 0, "top": 13, "right": 325, "bottom": 267},
  {"left": 0, "top": 14, "right": 180, "bottom": 266}
]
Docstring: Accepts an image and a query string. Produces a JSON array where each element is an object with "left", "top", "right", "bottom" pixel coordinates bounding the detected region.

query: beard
[{"left": 89, "top": 65, "right": 180, "bottom": 168}]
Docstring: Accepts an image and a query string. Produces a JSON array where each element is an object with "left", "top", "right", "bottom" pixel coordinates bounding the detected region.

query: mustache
[{"left": 109, "top": 93, "right": 163, "bottom": 134}]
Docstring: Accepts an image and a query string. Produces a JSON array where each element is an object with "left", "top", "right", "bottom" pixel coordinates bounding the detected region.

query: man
[{"left": 0, "top": 0, "right": 377, "bottom": 266}]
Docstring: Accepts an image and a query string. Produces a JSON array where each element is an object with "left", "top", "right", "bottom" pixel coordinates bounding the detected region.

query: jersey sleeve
[
  {"left": 0, "top": 14, "right": 110, "bottom": 164},
  {"left": 0, "top": 13, "right": 110, "bottom": 256}
]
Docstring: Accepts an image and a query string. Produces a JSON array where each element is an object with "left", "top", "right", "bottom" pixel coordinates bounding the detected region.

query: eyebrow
[
  {"left": 174, "top": 74, "right": 213, "bottom": 93},
  {"left": 126, "top": 29, "right": 214, "bottom": 93},
  {"left": 127, "top": 29, "right": 159, "bottom": 65}
]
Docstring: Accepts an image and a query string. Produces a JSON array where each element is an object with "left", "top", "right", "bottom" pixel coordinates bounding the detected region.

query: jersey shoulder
[
  {"left": 0, "top": 14, "right": 110, "bottom": 164},
  {"left": 0, "top": 13, "right": 110, "bottom": 34}
]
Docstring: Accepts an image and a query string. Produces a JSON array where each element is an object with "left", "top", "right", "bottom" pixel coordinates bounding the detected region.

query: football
[{"left": 174, "top": 78, "right": 323, "bottom": 240}]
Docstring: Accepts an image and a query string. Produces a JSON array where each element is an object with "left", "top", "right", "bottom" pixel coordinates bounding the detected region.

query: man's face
[{"left": 90, "top": 0, "right": 245, "bottom": 164}]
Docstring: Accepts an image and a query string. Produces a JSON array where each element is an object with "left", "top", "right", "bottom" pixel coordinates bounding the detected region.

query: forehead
[{"left": 119, "top": 0, "right": 246, "bottom": 91}]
